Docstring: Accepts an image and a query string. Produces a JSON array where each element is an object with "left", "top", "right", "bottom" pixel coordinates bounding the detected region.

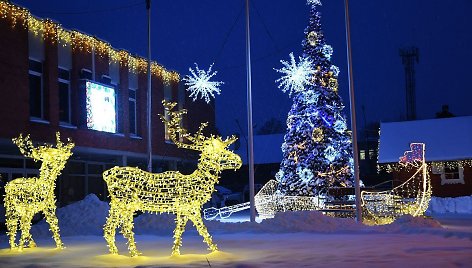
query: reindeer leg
[
  {"left": 18, "top": 211, "right": 34, "bottom": 251},
  {"left": 188, "top": 210, "right": 218, "bottom": 252},
  {"left": 172, "top": 213, "right": 189, "bottom": 256},
  {"left": 104, "top": 204, "right": 120, "bottom": 255},
  {"left": 5, "top": 209, "right": 19, "bottom": 250},
  {"left": 44, "top": 206, "right": 64, "bottom": 249},
  {"left": 120, "top": 210, "right": 140, "bottom": 257}
]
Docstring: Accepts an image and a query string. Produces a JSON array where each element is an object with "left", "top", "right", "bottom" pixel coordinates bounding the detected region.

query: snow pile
[
  {"left": 134, "top": 211, "right": 441, "bottom": 235},
  {"left": 427, "top": 195, "right": 472, "bottom": 214},
  {"left": 207, "top": 211, "right": 364, "bottom": 233},
  {"left": 373, "top": 215, "right": 443, "bottom": 233},
  {"left": 32, "top": 194, "right": 110, "bottom": 237},
  {"left": 134, "top": 213, "right": 178, "bottom": 235}
]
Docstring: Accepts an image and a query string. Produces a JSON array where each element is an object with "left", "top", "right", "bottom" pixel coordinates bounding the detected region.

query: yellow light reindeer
[
  {"left": 103, "top": 101, "right": 242, "bottom": 257},
  {"left": 4, "top": 132, "right": 74, "bottom": 250}
]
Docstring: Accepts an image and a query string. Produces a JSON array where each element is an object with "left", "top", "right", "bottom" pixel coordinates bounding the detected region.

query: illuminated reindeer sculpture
[
  {"left": 4, "top": 132, "right": 74, "bottom": 250},
  {"left": 103, "top": 101, "right": 242, "bottom": 257}
]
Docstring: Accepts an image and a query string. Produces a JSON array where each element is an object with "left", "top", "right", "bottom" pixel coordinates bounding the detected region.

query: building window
[
  {"left": 109, "top": 60, "right": 120, "bottom": 86},
  {"left": 29, "top": 59, "right": 44, "bottom": 119},
  {"left": 128, "top": 72, "right": 138, "bottom": 136},
  {"left": 58, "top": 67, "right": 71, "bottom": 124},
  {"left": 368, "top": 149, "right": 375, "bottom": 160},
  {"left": 359, "top": 150, "right": 366, "bottom": 160},
  {"left": 434, "top": 162, "right": 465, "bottom": 185},
  {"left": 129, "top": 88, "right": 137, "bottom": 135}
]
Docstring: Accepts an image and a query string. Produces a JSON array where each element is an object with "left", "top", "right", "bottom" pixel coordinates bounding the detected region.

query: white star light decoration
[
  {"left": 275, "top": 53, "right": 315, "bottom": 96},
  {"left": 183, "top": 63, "right": 224, "bottom": 104},
  {"left": 307, "top": 0, "right": 322, "bottom": 6}
]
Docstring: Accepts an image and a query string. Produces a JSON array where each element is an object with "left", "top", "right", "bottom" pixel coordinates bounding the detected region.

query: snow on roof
[
  {"left": 236, "top": 134, "right": 284, "bottom": 165},
  {"left": 379, "top": 116, "right": 472, "bottom": 163}
]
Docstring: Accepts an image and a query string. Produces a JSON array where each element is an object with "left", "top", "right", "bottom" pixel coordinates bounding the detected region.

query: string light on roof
[
  {"left": 183, "top": 63, "right": 224, "bottom": 104},
  {"left": 275, "top": 53, "right": 315, "bottom": 96},
  {"left": 0, "top": 1, "right": 180, "bottom": 84}
]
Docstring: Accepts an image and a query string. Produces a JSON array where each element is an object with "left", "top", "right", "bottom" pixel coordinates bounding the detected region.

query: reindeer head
[
  {"left": 160, "top": 101, "right": 242, "bottom": 172},
  {"left": 12, "top": 132, "right": 75, "bottom": 167}
]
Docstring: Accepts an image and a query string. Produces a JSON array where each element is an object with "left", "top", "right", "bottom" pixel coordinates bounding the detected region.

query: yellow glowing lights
[
  {"left": 102, "top": 101, "right": 242, "bottom": 257},
  {"left": 254, "top": 180, "right": 325, "bottom": 219},
  {"left": 0, "top": 1, "right": 179, "bottom": 84},
  {"left": 4, "top": 132, "right": 74, "bottom": 250},
  {"left": 361, "top": 143, "right": 431, "bottom": 225}
]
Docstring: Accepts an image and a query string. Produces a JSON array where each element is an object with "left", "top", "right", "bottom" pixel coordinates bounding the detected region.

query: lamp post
[
  {"left": 344, "top": 0, "right": 362, "bottom": 222},
  {"left": 245, "top": 0, "right": 256, "bottom": 222},
  {"left": 146, "top": 0, "right": 153, "bottom": 172}
]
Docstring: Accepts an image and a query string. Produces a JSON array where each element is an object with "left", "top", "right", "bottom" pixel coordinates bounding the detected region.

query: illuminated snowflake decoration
[
  {"left": 330, "top": 65, "right": 340, "bottom": 76},
  {"left": 307, "top": 0, "right": 322, "bottom": 6},
  {"left": 324, "top": 145, "right": 338, "bottom": 162},
  {"left": 183, "top": 63, "right": 224, "bottom": 104},
  {"left": 303, "top": 90, "right": 320, "bottom": 104},
  {"left": 321, "top": 45, "right": 334, "bottom": 59},
  {"left": 275, "top": 53, "right": 315, "bottom": 96},
  {"left": 275, "top": 170, "right": 285, "bottom": 182},
  {"left": 297, "top": 167, "right": 314, "bottom": 184},
  {"left": 333, "top": 119, "right": 347, "bottom": 133}
]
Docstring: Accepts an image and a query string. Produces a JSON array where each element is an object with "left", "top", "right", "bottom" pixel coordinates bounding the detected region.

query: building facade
[
  {"left": 378, "top": 116, "right": 472, "bottom": 197},
  {"left": 0, "top": 2, "right": 215, "bottom": 205}
]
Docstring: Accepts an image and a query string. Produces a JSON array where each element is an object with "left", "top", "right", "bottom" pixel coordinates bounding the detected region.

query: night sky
[{"left": 14, "top": 0, "right": 472, "bottom": 138}]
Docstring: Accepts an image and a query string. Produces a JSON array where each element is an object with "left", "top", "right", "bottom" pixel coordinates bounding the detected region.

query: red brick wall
[
  {"left": 430, "top": 166, "right": 472, "bottom": 197},
  {"left": 0, "top": 20, "right": 212, "bottom": 160},
  {"left": 0, "top": 20, "right": 29, "bottom": 137}
]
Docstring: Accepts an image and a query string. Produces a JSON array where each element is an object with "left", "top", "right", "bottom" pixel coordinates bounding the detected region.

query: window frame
[
  {"left": 58, "top": 66, "right": 72, "bottom": 125},
  {"left": 128, "top": 87, "right": 137, "bottom": 135},
  {"left": 437, "top": 162, "right": 465, "bottom": 185},
  {"left": 29, "top": 58, "right": 45, "bottom": 121}
]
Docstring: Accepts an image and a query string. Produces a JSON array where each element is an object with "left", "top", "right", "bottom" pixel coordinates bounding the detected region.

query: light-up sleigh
[{"left": 361, "top": 143, "right": 431, "bottom": 224}]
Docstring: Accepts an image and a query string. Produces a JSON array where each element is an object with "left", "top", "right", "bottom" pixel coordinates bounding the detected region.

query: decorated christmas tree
[{"left": 275, "top": 0, "right": 354, "bottom": 197}]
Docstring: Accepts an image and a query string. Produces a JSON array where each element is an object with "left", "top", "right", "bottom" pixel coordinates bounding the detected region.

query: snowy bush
[{"left": 427, "top": 195, "right": 472, "bottom": 214}]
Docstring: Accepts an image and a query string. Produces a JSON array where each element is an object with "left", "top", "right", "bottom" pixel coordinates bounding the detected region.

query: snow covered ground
[{"left": 0, "top": 194, "right": 471, "bottom": 267}]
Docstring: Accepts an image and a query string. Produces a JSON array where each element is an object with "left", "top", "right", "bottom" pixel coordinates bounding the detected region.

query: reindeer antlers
[
  {"left": 160, "top": 100, "right": 209, "bottom": 151},
  {"left": 12, "top": 132, "right": 74, "bottom": 160},
  {"left": 12, "top": 134, "right": 36, "bottom": 159}
]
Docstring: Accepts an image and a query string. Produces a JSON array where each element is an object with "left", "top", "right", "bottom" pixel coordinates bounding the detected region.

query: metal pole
[
  {"left": 245, "top": 0, "right": 256, "bottom": 222},
  {"left": 344, "top": 0, "right": 362, "bottom": 222},
  {"left": 146, "top": 0, "right": 153, "bottom": 172}
]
